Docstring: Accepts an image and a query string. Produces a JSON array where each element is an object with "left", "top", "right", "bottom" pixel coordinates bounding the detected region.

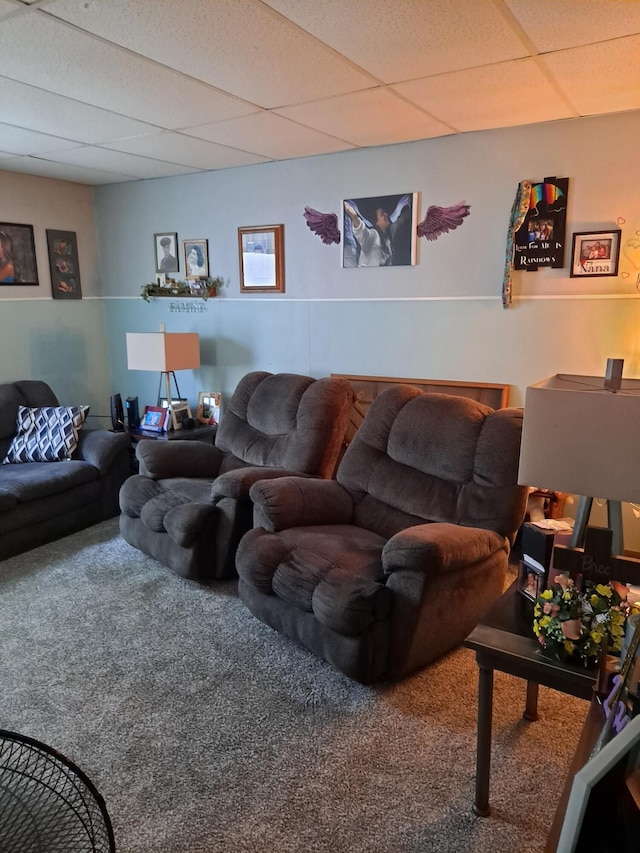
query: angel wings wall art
[{"left": 303, "top": 192, "right": 470, "bottom": 268}]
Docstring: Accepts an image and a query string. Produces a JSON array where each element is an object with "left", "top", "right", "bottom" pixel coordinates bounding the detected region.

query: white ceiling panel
[
  {"left": 101, "top": 132, "right": 271, "bottom": 171},
  {"left": 45, "top": 0, "right": 377, "bottom": 107},
  {"left": 38, "top": 146, "right": 200, "bottom": 180},
  {"left": 181, "top": 112, "right": 356, "bottom": 160},
  {"left": 275, "top": 88, "right": 453, "bottom": 147},
  {"left": 506, "top": 0, "right": 640, "bottom": 53},
  {"left": 0, "top": 11, "right": 256, "bottom": 127},
  {"left": 0, "top": 0, "right": 637, "bottom": 185},
  {"left": 263, "top": 0, "right": 529, "bottom": 81},
  {"left": 0, "top": 76, "right": 159, "bottom": 144},
  {"left": 543, "top": 36, "right": 640, "bottom": 116}
]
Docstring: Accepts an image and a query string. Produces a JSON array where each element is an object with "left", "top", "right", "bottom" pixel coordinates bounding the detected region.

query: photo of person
[
  {"left": 183, "top": 239, "right": 209, "bottom": 279},
  {"left": 342, "top": 193, "right": 417, "bottom": 268},
  {"left": 155, "top": 233, "right": 178, "bottom": 273}
]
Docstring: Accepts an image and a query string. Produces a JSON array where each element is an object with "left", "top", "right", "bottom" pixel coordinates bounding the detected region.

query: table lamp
[
  {"left": 126, "top": 326, "right": 200, "bottom": 428},
  {"left": 518, "top": 360, "right": 640, "bottom": 555}
]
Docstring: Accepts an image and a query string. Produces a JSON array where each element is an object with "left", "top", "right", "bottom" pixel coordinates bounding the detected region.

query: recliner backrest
[
  {"left": 215, "top": 371, "right": 353, "bottom": 479},
  {"left": 336, "top": 385, "right": 526, "bottom": 541}
]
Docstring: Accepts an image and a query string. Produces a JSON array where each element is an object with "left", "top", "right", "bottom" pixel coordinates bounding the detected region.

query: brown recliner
[
  {"left": 236, "top": 385, "right": 528, "bottom": 683},
  {"left": 119, "top": 371, "right": 353, "bottom": 582}
]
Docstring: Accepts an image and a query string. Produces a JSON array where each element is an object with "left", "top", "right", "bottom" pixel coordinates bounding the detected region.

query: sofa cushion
[
  {"left": 2, "top": 405, "right": 89, "bottom": 464},
  {"left": 0, "top": 459, "right": 97, "bottom": 503}
]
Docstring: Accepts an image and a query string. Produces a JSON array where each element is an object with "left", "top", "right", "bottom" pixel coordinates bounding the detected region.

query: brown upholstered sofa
[
  {"left": 119, "top": 371, "right": 353, "bottom": 583},
  {"left": 236, "top": 385, "right": 528, "bottom": 684},
  {"left": 0, "top": 380, "right": 131, "bottom": 561}
]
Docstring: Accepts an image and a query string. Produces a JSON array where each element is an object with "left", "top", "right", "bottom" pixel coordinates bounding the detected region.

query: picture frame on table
[
  {"left": 0, "top": 222, "right": 38, "bottom": 286},
  {"left": 238, "top": 225, "right": 284, "bottom": 292},
  {"left": 140, "top": 405, "right": 168, "bottom": 433},
  {"left": 183, "top": 238, "right": 209, "bottom": 280},
  {"left": 154, "top": 232, "right": 179, "bottom": 274},
  {"left": 570, "top": 229, "right": 621, "bottom": 278},
  {"left": 46, "top": 229, "right": 81, "bottom": 299},
  {"left": 197, "top": 391, "right": 221, "bottom": 425},
  {"left": 160, "top": 397, "right": 187, "bottom": 411},
  {"left": 170, "top": 401, "right": 192, "bottom": 431}
]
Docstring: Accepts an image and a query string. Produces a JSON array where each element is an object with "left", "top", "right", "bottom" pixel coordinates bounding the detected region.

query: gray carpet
[{"left": 0, "top": 519, "right": 588, "bottom": 852}]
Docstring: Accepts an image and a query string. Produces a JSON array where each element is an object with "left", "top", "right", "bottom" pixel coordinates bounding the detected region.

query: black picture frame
[
  {"left": 46, "top": 229, "right": 82, "bottom": 299},
  {"left": 0, "top": 222, "right": 38, "bottom": 286},
  {"left": 154, "top": 232, "right": 179, "bottom": 274},
  {"left": 570, "top": 229, "right": 621, "bottom": 278}
]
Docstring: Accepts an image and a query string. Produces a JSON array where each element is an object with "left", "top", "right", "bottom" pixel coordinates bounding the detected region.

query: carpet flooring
[{"left": 0, "top": 519, "right": 588, "bottom": 852}]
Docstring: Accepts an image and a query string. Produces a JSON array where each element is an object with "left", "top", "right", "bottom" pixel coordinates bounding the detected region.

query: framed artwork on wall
[
  {"left": 154, "top": 232, "right": 179, "bottom": 274},
  {"left": 238, "top": 224, "right": 284, "bottom": 292},
  {"left": 46, "top": 229, "right": 82, "bottom": 299},
  {"left": 342, "top": 193, "right": 417, "bottom": 268},
  {"left": 570, "top": 229, "right": 621, "bottom": 278},
  {"left": 183, "top": 238, "right": 209, "bottom": 280},
  {"left": 0, "top": 222, "right": 38, "bottom": 286}
]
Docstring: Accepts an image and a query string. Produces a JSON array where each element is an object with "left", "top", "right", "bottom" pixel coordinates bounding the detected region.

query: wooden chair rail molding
[{"left": 331, "top": 374, "right": 511, "bottom": 449}]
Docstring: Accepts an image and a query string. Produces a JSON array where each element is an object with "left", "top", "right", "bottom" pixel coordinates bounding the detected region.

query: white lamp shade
[
  {"left": 518, "top": 373, "right": 640, "bottom": 504},
  {"left": 126, "top": 332, "right": 200, "bottom": 372}
]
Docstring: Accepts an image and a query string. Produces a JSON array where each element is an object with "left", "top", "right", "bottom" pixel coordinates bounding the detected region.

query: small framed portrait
[
  {"left": 154, "top": 232, "right": 179, "bottom": 274},
  {"left": 183, "top": 238, "right": 209, "bottom": 280},
  {"left": 570, "top": 229, "right": 621, "bottom": 278},
  {"left": 197, "top": 391, "right": 221, "bottom": 425},
  {"left": 170, "top": 401, "right": 192, "bottom": 431},
  {"left": 47, "top": 229, "right": 81, "bottom": 299},
  {"left": 140, "top": 406, "right": 168, "bottom": 433},
  {"left": 160, "top": 397, "right": 187, "bottom": 411},
  {"left": 238, "top": 225, "right": 284, "bottom": 292},
  {"left": 518, "top": 560, "right": 545, "bottom": 601},
  {"left": 0, "top": 222, "right": 38, "bottom": 286}
]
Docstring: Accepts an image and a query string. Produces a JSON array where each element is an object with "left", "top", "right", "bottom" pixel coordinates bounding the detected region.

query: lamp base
[{"left": 570, "top": 495, "right": 623, "bottom": 555}]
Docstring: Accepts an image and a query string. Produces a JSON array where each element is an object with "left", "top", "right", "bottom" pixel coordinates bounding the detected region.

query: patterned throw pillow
[{"left": 2, "top": 405, "right": 90, "bottom": 464}]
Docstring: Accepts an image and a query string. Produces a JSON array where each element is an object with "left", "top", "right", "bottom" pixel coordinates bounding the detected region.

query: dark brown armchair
[
  {"left": 119, "top": 371, "right": 353, "bottom": 582},
  {"left": 236, "top": 385, "right": 528, "bottom": 683}
]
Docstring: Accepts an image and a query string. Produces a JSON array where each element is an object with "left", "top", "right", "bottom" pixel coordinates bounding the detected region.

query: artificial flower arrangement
[{"left": 533, "top": 573, "right": 626, "bottom": 664}]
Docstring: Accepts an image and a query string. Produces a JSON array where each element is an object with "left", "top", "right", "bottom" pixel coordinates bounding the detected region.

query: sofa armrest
[
  {"left": 136, "top": 440, "right": 223, "bottom": 480},
  {"left": 249, "top": 476, "right": 354, "bottom": 532},
  {"left": 75, "top": 429, "right": 131, "bottom": 476},
  {"left": 382, "top": 523, "right": 508, "bottom": 577}
]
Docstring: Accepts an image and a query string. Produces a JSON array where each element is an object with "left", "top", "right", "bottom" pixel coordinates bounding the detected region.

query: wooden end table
[{"left": 464, "top": 582, "right": 597, "bottom": 817}]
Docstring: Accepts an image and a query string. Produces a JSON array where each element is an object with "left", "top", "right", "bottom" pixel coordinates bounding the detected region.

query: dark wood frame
[
  {"left": 570, "top": 229, "right": 621, "bottom": 278},
  {"left": 0, "top": 222, "right": 38, "bottom": 286},
  {"left": 46, "top": 229, "right": 81, "bottom": 299},
  {"left": 238, "top": 224, "right": 284, "bottom": 292}
]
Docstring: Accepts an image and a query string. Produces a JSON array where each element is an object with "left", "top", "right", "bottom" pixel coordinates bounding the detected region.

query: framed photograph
[
  {"left": 342, "top": 193, "right": 417, "bottom": 268},
  {"left": 238, "top": 225, "right": 284, "bottom": 292},
  {"left": 0, "top": 222, "right": 38, "bottom": 286},
  {"left": 570, "top": 229, "right": 621, "bottom": 278},
  {"left": 518, "top": 559, "right": 545, "bottom": 601},
  {"left": 154, "top": 232, "right": 179, "bottom": 274},
  {"left": 197, "top": 391, "right": 221, "bottom": 425},
  {"left": 140, "top": 405, "right": 168, "bottom": 433},
  {"left": 170, "top": 401, "right": 192, "bottom": 431},
  {"left": 183, "top": 238, "right": 209, "bottom": 280},
  {"left": 46, "top": 229, "right": 81, "bottom": 299},
  {"left": 160, "top": 397, "right": 187, "bottom": 410},
  {"left": 155, "top": 273, "right": 166, "bottom": 287}
]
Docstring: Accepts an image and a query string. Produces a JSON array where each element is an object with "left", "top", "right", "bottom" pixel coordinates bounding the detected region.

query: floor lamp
[
  {"left": 126, "top": 328, "right": 200, "bottom": 430},
  {"left": 518, "top": 364, "right": 640, "bottom": 556}
]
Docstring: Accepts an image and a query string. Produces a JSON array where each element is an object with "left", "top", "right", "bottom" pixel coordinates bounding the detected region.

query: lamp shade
[
  {"left": 517, "top": 373, "right": 640, "bottom": 504},
  {"left": 126, "top": 332, "right": 200, "bottom": 372}
]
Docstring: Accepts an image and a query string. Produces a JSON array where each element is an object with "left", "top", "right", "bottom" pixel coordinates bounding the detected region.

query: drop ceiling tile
[
  {"left": 506, "top": 0, "right": 640, "bottom": 53},
  {"left": 181, "top": 111, "right": 356, "bottom": 160},
  {"left": 0, "top": 76, "right": 161, "bottom": 144},
  {"left": 102, "top": 132, "right": 271, "bottom": 171},
  {"left": 39, "top": 146, "right": 199, "bottom": 180},
  {"left": 0, "top": 11, "right": 256, "bottom": 128},
  {"left": 46, "top": 0, "right": 376, "bottom": 108},
  {"left": 275, "top": 88, "right": 452, "bottom": 147},
  {"left": 264, "top": 0, "right": 529, "bottom": 82},
  {"left": 0, "top": 122, "right": 81, "bottom": 155},
  {"left": 0, "top": 155, "right": 135, "bottom": 184},
  {"left": 393, "top": 58, "right": 574, "bottom": 132},
  {"left": 542, "top": 36, "right": 640, "bottom": 116}
]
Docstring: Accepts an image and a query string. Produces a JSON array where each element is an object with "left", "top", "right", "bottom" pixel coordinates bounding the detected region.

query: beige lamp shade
[
  {"left": 517, "top": 373, "right": 640, "bottom": 504},
  {"left": 126, "top": 332, "right": 200, "bottom": 372}
]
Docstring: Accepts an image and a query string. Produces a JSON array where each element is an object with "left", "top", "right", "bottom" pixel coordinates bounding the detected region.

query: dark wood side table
[
  {"left": 129, "top": 424, "right": 217, "bottom": 444},
  {"left": 464, "top": 582, "right": 597, "bottom": 817}
]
